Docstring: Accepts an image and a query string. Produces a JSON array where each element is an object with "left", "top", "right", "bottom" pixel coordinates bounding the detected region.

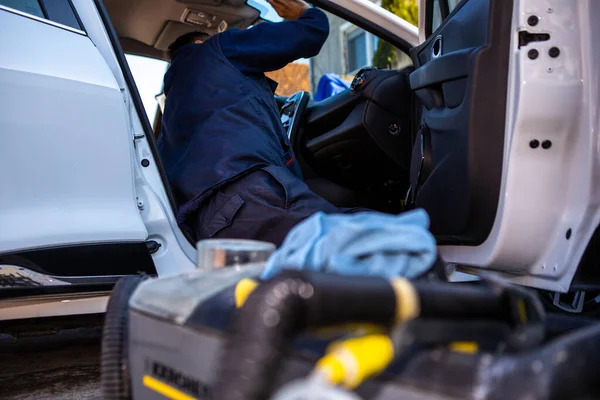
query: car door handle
[
  {"left": 410, "top": 47, "right": 480, "bottom": 90},
  {"left": 410, "top": 47, "right": 481, "bottom": 109}
]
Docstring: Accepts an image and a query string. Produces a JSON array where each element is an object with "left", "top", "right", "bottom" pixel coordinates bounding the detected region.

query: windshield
[{"left": 246, "top": 0, "right": 283, "bottom": 22}]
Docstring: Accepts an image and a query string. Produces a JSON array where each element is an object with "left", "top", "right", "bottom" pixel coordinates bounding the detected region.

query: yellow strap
[
  {"left": 143, "top": 375, "right": 197, "bottom": 400},
  {"left": 517, "top": 299, "right": 528, "bottom": 324},
  {"left": 235, "top": 278, "right": 259, "bottom": 308},
  {"left": 449, "top": 341, "right": 478, "bottom": 354}
]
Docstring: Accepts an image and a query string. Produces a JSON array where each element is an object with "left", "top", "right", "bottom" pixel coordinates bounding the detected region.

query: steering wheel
[{"left": 279, "top": 91, "right": 310, "bottom": 146}]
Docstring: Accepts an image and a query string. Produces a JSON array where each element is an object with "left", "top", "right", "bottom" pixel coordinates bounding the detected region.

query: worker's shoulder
[
  {"left": 299, "top": 7, "right": 329, "bottom": 22},
  {"left": 303, "top": 7, "right": 327, "bottom": 17}
]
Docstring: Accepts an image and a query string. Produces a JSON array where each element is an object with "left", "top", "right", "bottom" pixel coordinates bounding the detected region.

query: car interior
[{"left": 105, "top": 0, "right": 511, "bottom": 246}]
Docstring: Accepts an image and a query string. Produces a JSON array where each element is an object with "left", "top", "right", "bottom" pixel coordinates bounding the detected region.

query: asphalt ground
[{"left": 0, "top": 326, "right": 103, "bottom": 400}]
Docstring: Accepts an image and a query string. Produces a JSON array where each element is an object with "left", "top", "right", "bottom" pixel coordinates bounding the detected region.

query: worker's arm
[{"left": 219, "top": 3, "right": 329, "bottom": 74}]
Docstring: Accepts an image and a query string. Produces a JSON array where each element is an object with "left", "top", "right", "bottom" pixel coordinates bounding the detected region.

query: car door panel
[
  {"left": 418, "top": 0, "right": 490, "bottom": 65},
  {"left": 409, "top": 0, "right": 513, "bottom": 245},
  {"left": 0, "top": 8, "right": 148, "bottom": 254}
]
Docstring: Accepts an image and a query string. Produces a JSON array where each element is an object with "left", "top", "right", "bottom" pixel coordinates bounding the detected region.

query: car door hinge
[{"left": 132, "top": 133, "right": 145, "bottom": 149}]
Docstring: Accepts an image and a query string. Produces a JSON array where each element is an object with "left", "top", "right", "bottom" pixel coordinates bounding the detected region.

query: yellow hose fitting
[
  {"left": 235, "top": 278, "right": 259, "bottom": 308},
  {"left": 315, "top": 334, "right": 395, "bottom": 390}
]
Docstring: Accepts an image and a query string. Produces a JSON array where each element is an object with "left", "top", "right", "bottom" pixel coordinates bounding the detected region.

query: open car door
[
  {"left": 408, "top": 0, "right": 512, "bottom": 245},
  {"left": 412, "top": 0, "right": 600, "bottom": 293}
]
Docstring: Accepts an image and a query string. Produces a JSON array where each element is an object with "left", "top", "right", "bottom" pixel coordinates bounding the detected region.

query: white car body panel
[
  {"left": 0, "top": 7, "right": 147, "bottom": 252},
  {"left": 71, "top": 0, "right": 197, "bottom": 277},
  {"left": 0, "top": 1, "right": 198, "bottom": 320}
]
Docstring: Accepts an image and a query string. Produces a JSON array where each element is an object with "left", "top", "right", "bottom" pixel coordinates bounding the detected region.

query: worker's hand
[{"left": 268, "top": 0, "right": 311, "bottom": 20}]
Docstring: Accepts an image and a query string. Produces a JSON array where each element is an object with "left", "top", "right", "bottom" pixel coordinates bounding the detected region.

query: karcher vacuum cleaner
[{"left": 100, "top": 250, "right": 600, "bottom": 400}]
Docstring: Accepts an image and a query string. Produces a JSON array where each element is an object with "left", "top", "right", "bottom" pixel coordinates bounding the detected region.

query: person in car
[{"left": 159, "top": 0, "right": 357, "bottom": 246}]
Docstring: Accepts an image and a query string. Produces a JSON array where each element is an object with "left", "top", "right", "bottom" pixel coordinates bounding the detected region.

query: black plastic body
[
  {"left": 301, "top": 69, "right": 414, "bottom": 211},
  {"left": 0, "top": 243, "right": 156, "bottom": 277},
  {"left": 0, "top": 243, "right": 156, "bottom": 298}
]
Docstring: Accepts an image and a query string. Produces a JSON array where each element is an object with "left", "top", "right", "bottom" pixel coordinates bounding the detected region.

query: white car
[{"left": 1, "top": 0, "right": 598, "bottom": 324}]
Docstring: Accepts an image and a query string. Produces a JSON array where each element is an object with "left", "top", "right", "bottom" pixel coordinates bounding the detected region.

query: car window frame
[
  {"left": 340, "top": 22, "right": 379, "bottom": 75},
  {"left": 0, "top": 0, "right": 85, "bottom": 35},
  {"left": 425, "top": 0, "right": 465, "bottom": 37},
  {"left": 0, "top": 0, "right": 44, "bottom": 18},
  {"left": 125, "top": 53, "right": 170, "bottom": 129},
  {"left": 313, "top": 0, "right": 416, "bottom": 55},
  {"left": 310, "top": 15, "right": 413, "bottom": 95},
  {"left": 40, "top": 0, "right": 83, "bottom": 31}
]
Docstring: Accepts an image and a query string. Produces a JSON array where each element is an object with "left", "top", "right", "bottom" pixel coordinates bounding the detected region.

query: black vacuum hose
[
  {"left": 213, "top": 270, "right": 514, "bottom": 400},
  {"left": 213, "top": 270, "right": 397, "bottom": 400}
]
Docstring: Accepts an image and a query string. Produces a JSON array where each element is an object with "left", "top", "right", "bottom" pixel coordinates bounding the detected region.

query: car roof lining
[{"left": 105, "top": 0, "right": 264, "bottom": 59}]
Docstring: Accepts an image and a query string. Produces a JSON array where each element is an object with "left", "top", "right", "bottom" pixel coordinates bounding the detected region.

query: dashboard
[{"left": 276, "top": 68, "right": 415, "bottom": 213}]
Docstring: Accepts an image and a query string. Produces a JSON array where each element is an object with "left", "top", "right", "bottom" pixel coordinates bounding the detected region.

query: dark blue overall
[{"left": 159, "top": 9, "right": 346, "bottom": 246}]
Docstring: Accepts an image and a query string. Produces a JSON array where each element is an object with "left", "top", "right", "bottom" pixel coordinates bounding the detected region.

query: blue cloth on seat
[{"left": 261, "top": 209, "right": 437, "bottom": 279}]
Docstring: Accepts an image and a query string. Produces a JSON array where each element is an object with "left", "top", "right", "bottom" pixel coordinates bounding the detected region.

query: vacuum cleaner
[{"left": 100, "top": 249, "right": 600, "bottom": 400}]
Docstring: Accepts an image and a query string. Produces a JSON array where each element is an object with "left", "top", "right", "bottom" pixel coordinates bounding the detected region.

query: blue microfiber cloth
[{"left": 261, "top": 209, "right": 437, "bottom": 280}]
